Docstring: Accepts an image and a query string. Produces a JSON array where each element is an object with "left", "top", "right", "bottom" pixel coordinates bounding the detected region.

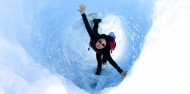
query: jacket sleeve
[
  {"left": 81, "top": 13, "right": 97, "bottom": 39},
  {"left": 107, "top": 53, "right": 123, "bottom": 74}
]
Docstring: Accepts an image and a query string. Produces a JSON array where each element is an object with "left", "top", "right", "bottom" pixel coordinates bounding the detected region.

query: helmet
[{"left": 108, "top": 32, "right": 116, "bottom": 39}]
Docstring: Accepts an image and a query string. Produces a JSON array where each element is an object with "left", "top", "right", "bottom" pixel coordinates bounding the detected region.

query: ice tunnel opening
[{"left": 57, "top": 13, "right": 129, "bottom": 92}]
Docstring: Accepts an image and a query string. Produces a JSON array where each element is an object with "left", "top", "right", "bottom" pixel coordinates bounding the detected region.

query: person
[{"left": 79, "top": 4, "right": 127, "bottom": 77}]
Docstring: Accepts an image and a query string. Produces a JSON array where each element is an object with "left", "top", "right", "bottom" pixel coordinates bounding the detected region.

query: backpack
[{"left": 108, "top": 32, "right": 116, "bottom": 53}]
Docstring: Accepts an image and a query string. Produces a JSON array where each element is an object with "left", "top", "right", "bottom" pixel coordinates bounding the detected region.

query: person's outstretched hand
[
  {"left": 121, "top": 71, "right": 127, "bottom": 78},
  {"left": 79, "top": 4, "right": 86, "bottom": 14}
]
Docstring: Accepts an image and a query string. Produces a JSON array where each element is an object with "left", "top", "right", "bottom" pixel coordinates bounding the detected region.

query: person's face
[{"left": 95, "top": 38, "right": 106, "bottom": 49}]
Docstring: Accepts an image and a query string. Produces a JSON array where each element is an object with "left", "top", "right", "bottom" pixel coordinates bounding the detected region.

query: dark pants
[
  {"left": 93, "top": 21, "right": 103, "bottom": 69},
  {"left": 96, "top": 53, "right": 102, "bottom": 69},
  {"left": 82, "top": 14, "right": 102, "bottom": 69}
]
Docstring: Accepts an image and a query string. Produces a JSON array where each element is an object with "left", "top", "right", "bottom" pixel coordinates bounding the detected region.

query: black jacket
[{"left": 81, "top": 13, "right": 123, "bottom": 74}]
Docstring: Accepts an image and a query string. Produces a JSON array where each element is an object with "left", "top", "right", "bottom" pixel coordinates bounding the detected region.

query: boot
[
  {"left": 93, "top": 19, "right": 102, "bottom": 24},
  {"left": 95, "top": 68, "right": 101, "bottom": 75}
]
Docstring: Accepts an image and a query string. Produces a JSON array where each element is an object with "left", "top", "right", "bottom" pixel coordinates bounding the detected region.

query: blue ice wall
[{"left": 19, "top": 0, "right": 154, "bottom": 93}]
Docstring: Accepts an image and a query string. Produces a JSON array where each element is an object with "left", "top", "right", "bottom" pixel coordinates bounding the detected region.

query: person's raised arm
[
  {"left": 79, "top": 4, "right": 86, "bottom": 14},
  {"left": 78, "top": 4, "right": 97, "bottom": 39}
]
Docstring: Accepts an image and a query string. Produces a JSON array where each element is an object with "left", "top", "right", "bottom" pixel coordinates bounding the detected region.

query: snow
[{"left": 104, "top": 0, "right": 190, "bottom": 94}]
